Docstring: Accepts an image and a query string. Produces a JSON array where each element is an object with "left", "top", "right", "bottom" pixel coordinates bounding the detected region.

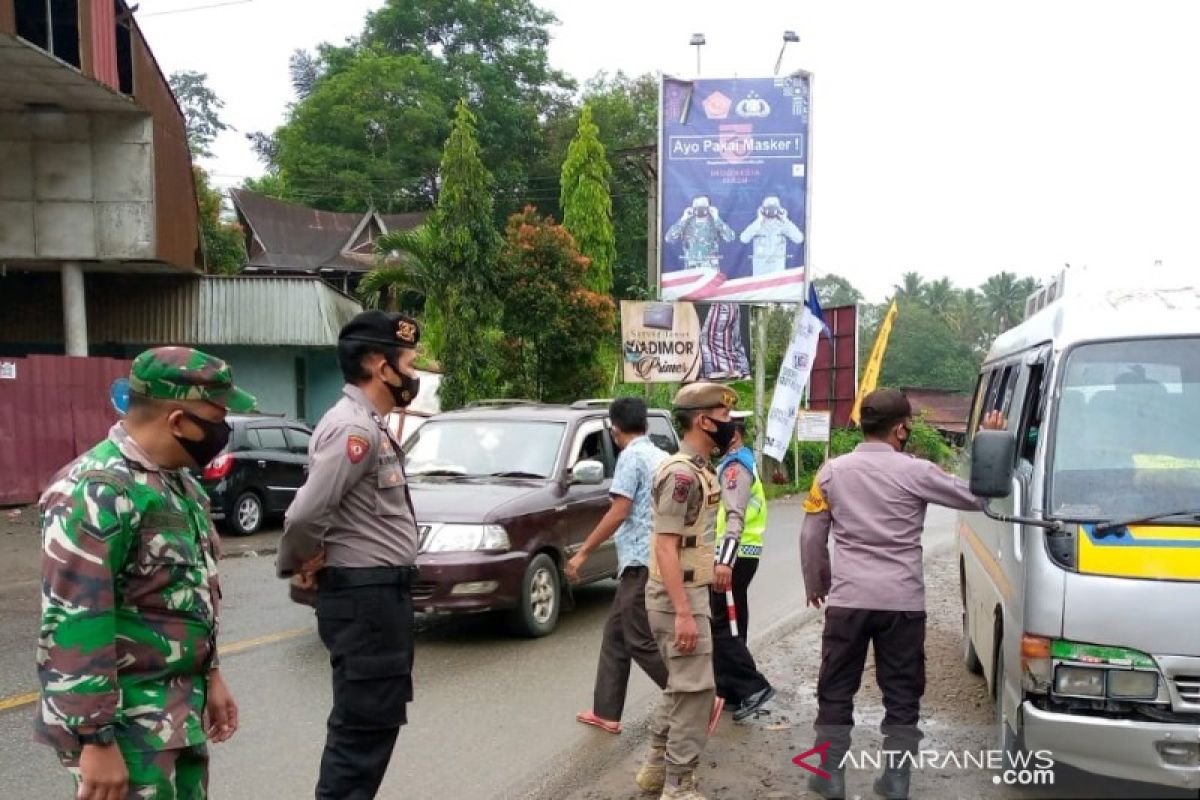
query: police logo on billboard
[{"left": 702, "top": 91, "right": 732, "bottom": 120}]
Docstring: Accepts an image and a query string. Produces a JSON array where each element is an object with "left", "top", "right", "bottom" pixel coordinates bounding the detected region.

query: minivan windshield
[
  {"left": 404, "top": 419, "right": 566, "bottom": 478},
  {"left": 1050, "top": 338, "right": 1200, "bottom": 521}
]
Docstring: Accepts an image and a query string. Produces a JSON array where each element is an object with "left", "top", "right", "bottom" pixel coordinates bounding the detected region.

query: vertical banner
[
  {"left": 659, "top": 73, "right": 811, "bottom": 303},
  {"left": 764, "top": 306, "right": 823, "bottom": 461}
]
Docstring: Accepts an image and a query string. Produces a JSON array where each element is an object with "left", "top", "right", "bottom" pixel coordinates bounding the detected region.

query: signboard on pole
[
  {"left": 796, "top": 410, "right": 831, "bottom": 443},
  {"left": 621, "top": 301, "right": 754, "bottom": 383},
  {"left": 658, "top": 73, "right": 812, "bottom": 304},
  {"left": 808, "top": 304, "right": 859, "bottom": 428}
]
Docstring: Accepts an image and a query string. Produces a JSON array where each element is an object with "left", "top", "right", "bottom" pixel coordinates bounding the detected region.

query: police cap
[
  {"left": 339, "top": 310, "right": 420, "bottom": 350},
  {"left": 673, "top": 382, "right": 738, "bottom": 411},
  {"left": 860, "top": 389, "right": 912, "bottom": 426}
]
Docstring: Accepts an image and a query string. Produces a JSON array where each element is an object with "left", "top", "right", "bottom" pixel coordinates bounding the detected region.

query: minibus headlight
[
  {"left": 1055, "top": 665, "right": 1105, "bottom": 697},
  {"left": 1107, "top": 670, "right": 1158, "bottom": 700}
]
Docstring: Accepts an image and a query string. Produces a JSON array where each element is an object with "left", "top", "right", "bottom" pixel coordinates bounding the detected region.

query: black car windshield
[
  {"left": 405, "top": 419, "right": 566, "bottom": 478},
  {"left": 1050, "top": 338, "right": 1200, "bottom": 521}
]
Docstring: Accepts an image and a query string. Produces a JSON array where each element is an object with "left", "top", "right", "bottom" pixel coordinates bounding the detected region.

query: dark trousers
[
  {"left": 710, "top": 558, "right": 771, "bottom": 705},
  {"left": 593, "top": 566, "right": 669, "bottom": 720},
  {"left": 315, "top": 567, "right": 416, "bottom": 800},
  {"left": 814, "top": 607, "right": 927, "bottom": 759}
]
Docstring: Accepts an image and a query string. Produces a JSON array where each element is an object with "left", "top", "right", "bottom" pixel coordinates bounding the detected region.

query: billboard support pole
[{"left": 754, "top": 304, "right": 766, "bottom": 474}]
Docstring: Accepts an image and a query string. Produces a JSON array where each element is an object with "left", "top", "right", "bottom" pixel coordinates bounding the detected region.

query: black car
[{"left": 200, "top": 415, "right": 313, "bottom": 535}]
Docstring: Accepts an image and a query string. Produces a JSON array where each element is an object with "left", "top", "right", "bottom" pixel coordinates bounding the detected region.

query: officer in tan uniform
[
  {"left": 277, "top": 310, "right": 423, "bottom": 800},
  {"left": 636, "top": 382, "right": 739, "bottom": 800}
]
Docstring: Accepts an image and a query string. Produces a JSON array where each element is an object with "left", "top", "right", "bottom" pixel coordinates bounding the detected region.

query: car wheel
[
  {"left": 229, "top": 491, "right": 264, "bottom": 536},
  {"left": 508, "top": 553, "right": 561, "bottom": 638},
  {"left": 962, "top": 599, "right": 984, "bottom": 675}
]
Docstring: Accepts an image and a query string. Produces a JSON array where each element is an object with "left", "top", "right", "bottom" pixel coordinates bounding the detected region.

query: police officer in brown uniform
[
  {"left": 277, "top": 310, "right": 423, "bottom": 800},
  {"left": 636, "top": 382, "right": 738, "bottom": 800}
]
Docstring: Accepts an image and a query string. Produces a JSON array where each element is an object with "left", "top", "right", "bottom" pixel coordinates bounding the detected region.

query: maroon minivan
[{"left": 402, "top": 400, "right": 679, "bottom": 637}]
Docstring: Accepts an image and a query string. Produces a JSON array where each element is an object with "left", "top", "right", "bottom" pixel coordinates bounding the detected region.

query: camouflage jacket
[{"left": 36, "top": 424, "right": 221, "bottom": 753}]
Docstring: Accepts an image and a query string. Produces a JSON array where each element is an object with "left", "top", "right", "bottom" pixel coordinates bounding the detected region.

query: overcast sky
[{"left": 138, "top": 0, "right": 1200, "bottom": 301}]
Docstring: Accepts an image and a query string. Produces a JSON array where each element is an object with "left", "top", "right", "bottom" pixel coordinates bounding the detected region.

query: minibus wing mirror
[{"left": 970, "top": 430, "right": 1016, "bottom": 498}]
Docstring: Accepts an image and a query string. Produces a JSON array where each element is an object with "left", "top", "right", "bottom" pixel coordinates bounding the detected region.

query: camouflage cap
[
  {"left": 128, "top": 347, "right": 257, "bottom": 413},
  {"left": 673, "top": 381, "right": 738, "bottom": 411}
]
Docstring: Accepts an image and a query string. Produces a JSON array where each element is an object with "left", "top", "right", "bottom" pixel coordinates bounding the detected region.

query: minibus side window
[
  {"left": 967, "top": 372, "right": 989, "bottom": 435},
  {"left": 1017, "top": 362, "right": 1047, "bottom": 465}
]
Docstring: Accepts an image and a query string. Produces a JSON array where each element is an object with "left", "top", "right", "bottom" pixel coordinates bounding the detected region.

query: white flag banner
[{"left": 763, "top": 306, "right": 822, "bottom": 461}]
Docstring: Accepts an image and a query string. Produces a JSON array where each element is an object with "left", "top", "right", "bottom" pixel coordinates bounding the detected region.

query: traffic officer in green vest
[
  {"left": 636, "top": 382, "right": 736, "bottom": 800},
  {"left": 710, "top": 412, "right": 776, "bottom": 721}
]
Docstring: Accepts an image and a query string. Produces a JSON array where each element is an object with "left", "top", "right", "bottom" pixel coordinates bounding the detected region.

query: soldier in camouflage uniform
[{"left": 36, "top": 347, "right": 256, "bottom": 800}]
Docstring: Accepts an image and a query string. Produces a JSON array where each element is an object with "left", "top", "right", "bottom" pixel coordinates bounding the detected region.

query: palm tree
[
  {"left": 358, "top": 225, "right": 446, "bottom": 353},
  {"left": 893, "top": 271, "right": 926, "bottom": 302},
  {"left": 981, "top": 271, "right": 1027, "bottom": 333},
  {"left": 923, "top": 277, "right": 956, "bottom": 316},
  {"left": 949, "top": 288, "right": 989, "bottom": 355}
]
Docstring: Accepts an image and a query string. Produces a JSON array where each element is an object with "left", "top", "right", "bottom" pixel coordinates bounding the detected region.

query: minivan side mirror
[
  {"left": 970, "top": 430, "right": 1016, "bottom": 498},
  {"left": 571, "top": 460, "right": 605, "bottom": 486}
]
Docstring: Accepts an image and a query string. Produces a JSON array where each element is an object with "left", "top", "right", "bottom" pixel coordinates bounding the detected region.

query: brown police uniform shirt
[
  {"left": 645, "top": 441, "right": 718, "bottom": 613},
  {"left": 277, "top": 385, "right": 418, "bottom": 575}
]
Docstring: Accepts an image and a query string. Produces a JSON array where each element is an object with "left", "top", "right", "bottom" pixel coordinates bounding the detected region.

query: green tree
[
  {"left": 266, "top": 51, "right": 453, "bottom": 212},
  {"left": 169, "top": 70, "right": 230, "bottom": 158},
  {"left": 495, "top": 208, "right": 615, "bottom": 401},
  {"left": 427, "top": 101, "right": 504, "bottom": 409},
  {"left": 923, "top": 277, "right": 957, "bottom": 316},
  {"left": 252, "top": 0, "right": 573, "bottom": 214},
  {"left": 893, "top": 271, "right": 927, "bottom": 302},
  {"left": 879, "top": 301, "right": 978, "bottom": 392},
  {"left": 194, "top": 167, "right": 245, "bottom": 274},
  {"left": 360, "top": 225, "right": 448, "bottom": 356},
  {"left": 981, "top": 271, "right": 1028, "bottom": 334},
  {"left": 560, "top": 105, "right": 615, "bottom": 295},
  {"left": 814, "top": 273, "right": 864, "bottom": 308}
]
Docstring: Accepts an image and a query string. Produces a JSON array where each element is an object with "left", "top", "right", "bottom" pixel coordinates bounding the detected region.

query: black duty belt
[
  {"left": 318, "top": 565, "right": 419, "bottom": 590},
  {"left": 680, "top": 535, "right": 699, "bottom": 548}
]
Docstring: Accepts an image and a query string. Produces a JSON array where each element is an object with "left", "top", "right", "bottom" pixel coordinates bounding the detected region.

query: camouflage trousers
[{"left": 58, "top": 743, "right": 209, "bottom": 799}]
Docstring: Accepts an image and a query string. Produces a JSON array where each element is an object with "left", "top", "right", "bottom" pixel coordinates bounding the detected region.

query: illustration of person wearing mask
[
  {"left": 665, "top": 196, "right": 735, "bottom": 271},
  {"left": 739, "top": 196, "right": 804, "bottom": 276}
]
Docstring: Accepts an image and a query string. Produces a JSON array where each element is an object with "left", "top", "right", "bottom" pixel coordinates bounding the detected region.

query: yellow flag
[{"left": 851, "top": 300, "right": 899, "bottom": 425}]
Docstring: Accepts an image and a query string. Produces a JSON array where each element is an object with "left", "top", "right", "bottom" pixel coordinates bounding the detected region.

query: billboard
[
  {"left": 659, "top": 73, "right": 811, "bottom": 303},
  {"left": 621, "top": 301, "right": 752, "bottom": 383},
  {"left": 808, "top": 304, "right": 858, "bottom": 428}
]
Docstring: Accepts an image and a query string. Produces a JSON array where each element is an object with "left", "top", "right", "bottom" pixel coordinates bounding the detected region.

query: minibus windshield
[{"left": 1049, "top": 338, "right": 1200, "bottom": 522}]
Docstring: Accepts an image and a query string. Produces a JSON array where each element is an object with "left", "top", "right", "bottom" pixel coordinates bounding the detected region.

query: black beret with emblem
[{"left": 338, "top": 310, "right": 421, "bottom": 350}]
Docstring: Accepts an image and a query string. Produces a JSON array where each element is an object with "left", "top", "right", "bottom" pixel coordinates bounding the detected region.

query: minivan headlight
[
  {"left": 423, "top": 524, "right": 510, "bottom": 553},
  {"left": 1055, "top": 665, "right": 1105, "bottom": 697},
  {"left": 1107, "top": 670, "right": 1158, "bottom": 699}
]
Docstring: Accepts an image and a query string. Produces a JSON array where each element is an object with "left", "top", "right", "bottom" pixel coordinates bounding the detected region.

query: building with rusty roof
[{"left": 231, "top": 188, "right": 426, "bottom": 295}]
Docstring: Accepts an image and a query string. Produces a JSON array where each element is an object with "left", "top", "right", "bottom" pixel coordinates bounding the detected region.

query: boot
[
  {"left": 659, "top": 771, "right": 707, "bottom": 800},
  {"left": 635, "top": 746, "right": 666, "bottom": 793},
  {"left": 806, "top": 766, "right": 846, "bottom": 800},
  {"left": 873, "top": 765, "right": 911, "bottom": 800}
]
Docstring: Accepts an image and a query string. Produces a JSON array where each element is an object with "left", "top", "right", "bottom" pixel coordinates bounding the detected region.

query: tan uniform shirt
[
  {"left": 277, "top": 385, "right": 418, "bottom": 575},
  {"left": 646, "top": 441, "right": 719, "bottom": 613}
]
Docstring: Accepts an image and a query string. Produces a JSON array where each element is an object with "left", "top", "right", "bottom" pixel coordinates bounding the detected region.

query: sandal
[{"left": 576, "top": 710, "right": 622, "bottom": 734}]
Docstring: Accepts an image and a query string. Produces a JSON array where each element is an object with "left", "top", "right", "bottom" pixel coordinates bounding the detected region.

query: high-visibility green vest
[{"left": 716, "top": 459, "right": 767, "bottom": 559}]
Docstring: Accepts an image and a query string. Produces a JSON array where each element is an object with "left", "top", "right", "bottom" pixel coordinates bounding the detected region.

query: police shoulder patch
[
  {"left": 672, "top": 471, "right": 693, "bottom": 503},
  {"left": 803, "top": 480, "right": 829, "bottom": 514},
  {"left": 347, "top": 434, "right": 370, "bottom": 464}
]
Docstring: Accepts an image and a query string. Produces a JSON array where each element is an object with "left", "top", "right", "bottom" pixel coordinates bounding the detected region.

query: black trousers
[
  {"left": 814, "top": 607, "right": 927, "bottom": 759},
  {"left": 710, "top": 558, "right": 771, "bottom": 705},
  {"left": 593, "top": 566, "right": 669, "bottom": 720},
  {"left": 315, "top": 567, "right": 416, "bottom": 800}
]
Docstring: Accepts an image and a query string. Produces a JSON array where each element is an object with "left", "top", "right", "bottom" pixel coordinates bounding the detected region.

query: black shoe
[
  {"left": 806, "top": 767, "right": 846, "bottom": 800},
  {"left": 873, "top": 766, "right": 911, "bottom": 800},
  {"left": 732, "top": 685, "right": 776, "bottom": 721}
]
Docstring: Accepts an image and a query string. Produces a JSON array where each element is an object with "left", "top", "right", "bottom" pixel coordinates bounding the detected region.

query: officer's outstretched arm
[
  {"left": 38, "top": 476, "right": 136, "bottom": 738},
  {"left": 279, "top": 423, "right": 374, "bottom": 576}
]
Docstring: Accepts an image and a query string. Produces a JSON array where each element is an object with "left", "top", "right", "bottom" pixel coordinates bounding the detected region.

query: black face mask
[
  {"left": 385, "top": 362, "right": 421, "bottom": 408},
  {"left": 176, "top": 411, "right": 230, "bottom": 469},
  {"left": 704, "top": 416, "right": 738, "bottom": 455}
]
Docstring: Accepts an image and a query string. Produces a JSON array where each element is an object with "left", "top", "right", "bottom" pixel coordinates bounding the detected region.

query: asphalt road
[{"left": 0, "top": 499, "right": 841, "bottom": 799}]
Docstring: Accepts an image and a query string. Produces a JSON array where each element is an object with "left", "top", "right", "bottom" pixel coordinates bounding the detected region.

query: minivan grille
[{"left": 1173, "top": 675, "right": 1200, "bottom": 705}]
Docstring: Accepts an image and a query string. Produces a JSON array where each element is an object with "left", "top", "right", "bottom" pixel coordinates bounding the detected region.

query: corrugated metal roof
[{"left": 85, "top": 275, "right": 362, "bottom": 346}]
